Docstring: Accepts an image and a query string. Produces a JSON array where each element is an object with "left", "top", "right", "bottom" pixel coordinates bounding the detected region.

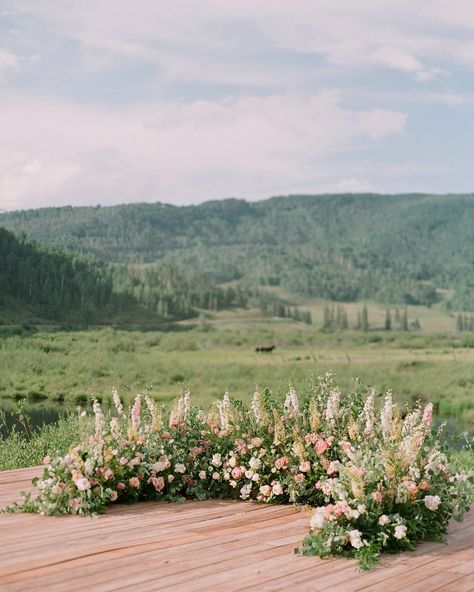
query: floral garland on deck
[{"left": 5, "top": 374, "right": 473, "bottom": 570}]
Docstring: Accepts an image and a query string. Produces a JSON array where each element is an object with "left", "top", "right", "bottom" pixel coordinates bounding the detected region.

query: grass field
[{"left": 1, "top": 302, "right": 474, "bottom": 430}]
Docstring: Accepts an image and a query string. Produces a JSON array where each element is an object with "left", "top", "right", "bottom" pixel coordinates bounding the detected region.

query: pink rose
[
  {"left": 299, "top": 461, "right": 311, "bottom": 473},
  {"left": 232, "top": 467, "right": 243, "bottom": 479},
  {"left": 150, "top": 476, "right": 165, "bottom": 492},
  {"left": 259, "top": 485, "right": 272, "bottom": 497},
  {"left": 372, "top": 491, "right": 383, "bottom": 502},
  {"left": 251, "top": 437, "right": 262, "bottom": 448},
  {"left": 295, "top": 473, "right": 305, "bottom": 484},
  {"left": 129, "top": 477, "right": 141, "bottom": 488},
  {"left": 117, "top": 482, "right": 126, "bottom": 490},
  {"left": 275, "top": 456, "right": 289, "bottom": 470},
  {"left": 315, "top": 439, "right": 329, "bottom": 455}
]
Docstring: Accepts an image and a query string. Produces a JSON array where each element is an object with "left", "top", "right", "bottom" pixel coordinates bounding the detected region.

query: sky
[{"left": 0, "top": 1, "right": 473, "bottom": 211}]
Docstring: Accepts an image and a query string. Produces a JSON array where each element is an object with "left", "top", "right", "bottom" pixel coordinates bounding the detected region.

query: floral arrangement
[{"left": 7, "top": 373, "right": 473, "bottom": 570}]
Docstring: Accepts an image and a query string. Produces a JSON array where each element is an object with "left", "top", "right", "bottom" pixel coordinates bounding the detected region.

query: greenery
[
  {"left": 0, "top": 227, "right": 246, "bottom": 324},
  {"left": 5, "top": 381, "right": 472, "bottom": 570},
  {"left": 2, "top": 193, "right": 474, "bottom": 309},
  {"left": 0, "top": 411, "right": 90, "bottom": 471}
]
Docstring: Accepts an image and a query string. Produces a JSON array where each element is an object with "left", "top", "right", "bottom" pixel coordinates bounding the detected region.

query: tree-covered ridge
[
  {"left": 2, "top": 193, "right": 474, "bottom": 309},
  {"left": 0, "top": 228, "right": 245, "bottom": 323}
]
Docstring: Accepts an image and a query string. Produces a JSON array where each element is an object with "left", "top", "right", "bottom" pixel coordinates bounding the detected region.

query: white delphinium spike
[
  {"left": 177, "top": 389, "right": 191, "bottom": 423},
  {"left": 326, "top": 388, "right": 341, "bottom": 425},
  {"left": 363, "top": 389, "right": 375, "bottom": 436},
  {"left": 112, "top": 387, "right": 124, "bottom": 416},
  {"left": 216, "top": 390, "right": 231, "bottom": 431},
  {"left": 144, "top": 394, "right": 158, "bottom": 433},
  {"left": 381, "top": 391, "right": 393, "bottom": 437},
  {"left": 92, "top": 398, "right": 104, "bottom": 437},
  {"left": 251, "top": 389, "right": 263, "bottom": 424},
  {"left": 284, "top": 385, "right": 300, "bottom": 416},
  {"left": 109, "top": 417, "right": 122, "bottom": 440},
  {"left": 402, "top": 408, "right": 421, "bottom": 436}
]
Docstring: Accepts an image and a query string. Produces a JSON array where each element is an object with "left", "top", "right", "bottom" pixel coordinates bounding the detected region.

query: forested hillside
[
  {"left": 2, "top": 193, "right": 474, "bottom": 310},
  {"left": 0, "top": 228, "right": 245, "bottom": 323}
]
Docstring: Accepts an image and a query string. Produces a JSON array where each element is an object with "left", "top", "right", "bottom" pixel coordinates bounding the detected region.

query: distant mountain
[{"left": 2, "top": 193, "right": 474, "bottom": 309}]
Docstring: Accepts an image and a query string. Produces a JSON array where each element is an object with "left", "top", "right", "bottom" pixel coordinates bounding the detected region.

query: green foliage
[
  {"left": 0, "top": 413, "right": 90, "bottom": 470},
  {"left": 2, "top": 193, "right": 474, "bottom": 309}
]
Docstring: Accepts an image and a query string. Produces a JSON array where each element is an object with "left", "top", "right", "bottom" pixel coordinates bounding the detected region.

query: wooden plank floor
[{"left": 0, "top": 467, "right": 473, "bottom": 592}]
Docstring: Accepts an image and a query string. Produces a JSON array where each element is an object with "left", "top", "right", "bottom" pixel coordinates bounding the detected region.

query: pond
[{"left": 0, "top": 401, "right": 77, "bottom": 438}]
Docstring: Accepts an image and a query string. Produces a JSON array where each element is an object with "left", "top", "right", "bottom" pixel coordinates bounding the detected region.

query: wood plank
[{"left": 0, "top": 466, "right": 472, "bottom": 592}]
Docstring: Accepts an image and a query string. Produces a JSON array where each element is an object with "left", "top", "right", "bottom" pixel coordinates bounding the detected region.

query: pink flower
[
  {"left": 315, "top": 439, "right": 329, "bottom": 455},
  {"left": 295, "top": 473, "right": 305, "bottom": 484},
  {"left": 259, "top": 485, "right": 272, "bottom": 497},
  {"left": 275, "top": 456, "right": 289, "bottom": 470},
  {"left": 150, "top": 476, "right": 165, "bottom": 492},
  {"left": 117, "top": 482, "right": 126, "bottom": 490},
  {"left": 372, "top": 491, "right": 383, "bottom": 502},
  {"left": 305, "top": 433, "right": 318, "bottom": 445},
  {"left": 251, "top": 437, "right": 262, "bottom": 448},
  {"left": 129, "top": 477, "right": 140, "bottom": 488},
  {"left": 299, "top": 461, "right": 311, "bottom": 473},
  {"left": 75, "top": 477, "right": 91, "bottom": 491},
  {"left": 43, "top": 456, "right": 51, "bottom": 465},
  {"left": 161, "top": 432, "right": 171, "bottom": 441},
  {"left": 232, "top": 467, "right": 243, "bottom": 479}
]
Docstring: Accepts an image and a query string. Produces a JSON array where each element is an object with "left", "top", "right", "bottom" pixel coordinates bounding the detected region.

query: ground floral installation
[{"left": 6, "top": 373, "right": 473, "bottom": 570}]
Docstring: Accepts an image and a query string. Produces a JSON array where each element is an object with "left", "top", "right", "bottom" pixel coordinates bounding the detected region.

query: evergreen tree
[
  {"left": 361, "top": 305, "right": 369, "bottom": 332},
  {"left": 385, "top": 309, "right": 392, "bottom": 331},
  {"left": 401, "top": 308, "right": 409, "bottom": 331}
]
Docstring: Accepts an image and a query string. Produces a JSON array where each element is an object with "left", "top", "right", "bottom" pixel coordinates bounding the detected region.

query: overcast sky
[{"left": 0, "top": 1, "right": 473, "bottom": 211}]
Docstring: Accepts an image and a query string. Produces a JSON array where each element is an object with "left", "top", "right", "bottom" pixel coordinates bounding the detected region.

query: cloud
[
  {"left": 0, "top": 48, "right": 18, "bottom": 70},
  {"left": 0, "top": 91, "right": 407, "bottom": 210}
]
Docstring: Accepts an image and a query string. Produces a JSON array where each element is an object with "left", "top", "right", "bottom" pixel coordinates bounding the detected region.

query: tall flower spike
[
  {"left": 112, "top": 387, "right": 124, "bottom": 416},
  {"left": 381, "top": 391, "right": 393, "bottom": 437},
  {"left": 284, "top": 384, "right": 300, "bottom": 416}
]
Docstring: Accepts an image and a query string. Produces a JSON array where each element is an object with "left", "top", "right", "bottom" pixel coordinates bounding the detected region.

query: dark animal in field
[{"left": 255, "top": 345, "right": 276, "bottom": 353}]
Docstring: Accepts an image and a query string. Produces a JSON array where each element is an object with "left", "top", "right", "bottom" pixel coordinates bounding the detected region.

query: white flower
[
  {"left": 249, "top": 457, "right": 262, "bottom": 470},
  {"left": 394, "top": 524, "right": 407, "bottom": 539},
  {"left": 212, "top": 472, "right": 220, "bottom": 480},
  {"left": 251, "top": 473, "right": 260, "bottom": 482},
  {"left": 230, "top": 480, "right": 237, "bottom": 488},
  {"left": 240, "top": 483, "right": 252, "bottom": 500},
  {"left": 223, "top": 473, "right": 230, "bottom": 481},
  {"left": 229, "top": 456, "right": 237, "bottom": 468},
  {"left": 381, "top": 392, "right": 393, "bottom": 436},
  {"left": 349, "top": 529, "right": 364, "bottom": 549},
  {"left": 378, "top": 515, "right": 390, "bottom": 526},
  {"left": 424, "top": 495, "right": 441, "bottom": 511},
  {"left": 152, "top": 461, "right": 167, "bottom": 473},
  {"left": 272, "top": 482, "right": 283, "bottom": 496},
  {"left": 357, "top": 505, "right": 366, "bottom": 515},
  {"left": 310, "top": 507, "right": 328, "bottom": 530},
  {"left": 75, "top": 477, "right": 91, "bottom": 491},
  {"left": 284, "top": 385, "right": 300, "bottom": 416},
  {"left": 174, "top": 463, "right": 186, "bottom": 474},
  {"left": 211, "top": 453, "right": 222, "bottom": 467},
  {"left": 245, "top": 470, "right": 254, "bottom": 479},
  {"left": 198, "top": 470, "right": 207, "bottom": 479}
]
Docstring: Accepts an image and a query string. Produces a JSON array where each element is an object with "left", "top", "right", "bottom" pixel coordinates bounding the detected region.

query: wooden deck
[{"left": 0, "top": 467, "right": 473, "bottom": 592}]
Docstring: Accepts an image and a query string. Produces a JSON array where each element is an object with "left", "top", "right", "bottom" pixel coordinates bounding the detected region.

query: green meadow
[{"left": 1, "top": 301, "right": 474, "bottom": 427}]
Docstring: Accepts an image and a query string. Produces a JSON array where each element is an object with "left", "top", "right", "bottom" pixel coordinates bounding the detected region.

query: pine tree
[
  {"left": 385, "top": 309, "right": 392, "bottom": 331},
  {"left": 361, "top": 305, "right": 369, "bottom": 332},
  {"left": 401, "top": 308, "right": 408, "bottom": 331}
]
